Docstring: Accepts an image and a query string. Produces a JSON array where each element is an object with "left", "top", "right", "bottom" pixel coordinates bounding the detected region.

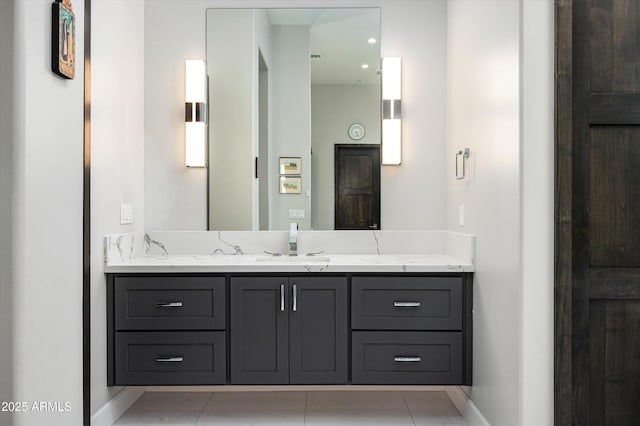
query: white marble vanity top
[
  {"left": 104, "top": 253, "right": 473, "bottom": 273},
  {"left": 103, "top": 230, "right": 475, "bottom": 274}
]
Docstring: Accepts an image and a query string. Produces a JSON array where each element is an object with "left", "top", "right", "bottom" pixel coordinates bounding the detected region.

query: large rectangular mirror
[{"left": 207, "top": 8, "right": 381, "bottom": 231}]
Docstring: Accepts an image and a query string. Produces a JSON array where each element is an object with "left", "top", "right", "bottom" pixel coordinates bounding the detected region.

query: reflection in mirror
[{"left": 206, "top": 8, "right": 381, "bottom": 231}]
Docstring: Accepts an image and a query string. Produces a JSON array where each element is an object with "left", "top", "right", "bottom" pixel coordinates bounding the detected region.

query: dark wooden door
[
  {"left": 335, "top": 144, "right": 381, "bottom": 230},
  {"left": 556, "top": 1, "right": 640, "bottom": 424},
  {"left": 289, "top": 277, "right": 348, "bottom": 384},
  {"left": 230, "top": 277, "right": 289, "bottom": 384}
]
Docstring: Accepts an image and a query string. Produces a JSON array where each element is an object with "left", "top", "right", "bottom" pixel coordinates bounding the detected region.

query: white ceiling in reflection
[{"left": 266, "top": 8, "right": 381, "bottom": 86}]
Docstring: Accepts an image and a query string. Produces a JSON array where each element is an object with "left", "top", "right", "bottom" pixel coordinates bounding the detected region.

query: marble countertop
[{"left": 104, "top": 253, "right": 474, "bottom": 273}]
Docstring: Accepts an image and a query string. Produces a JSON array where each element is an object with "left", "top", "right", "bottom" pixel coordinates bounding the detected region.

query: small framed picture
[
  {"left": 51, "top": 0, "right": 76, "bottom": 80},
  {"left": 280, "top": 176, "right": 302, "bottom": 194},
  {"left": 279, "top": 157, "right": 302, "bottom": 175}
]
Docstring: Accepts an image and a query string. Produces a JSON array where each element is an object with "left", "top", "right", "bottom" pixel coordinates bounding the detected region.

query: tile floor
[{"left": 113, "top": 390, "right": 467, "bottom": 425}]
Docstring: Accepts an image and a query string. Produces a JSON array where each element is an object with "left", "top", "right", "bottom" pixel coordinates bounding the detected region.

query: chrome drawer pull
[
  {"left": 156, "top": 356, "right": 184, "bottom": 363},
  {"left": 393, "top": 301, "right": 421, "bottom": 308},
  {"left": 394, "top": 356, "right": 421, "bottom": 362},
  {"left": 155, "top": 302, "right": 183, "bottom": 308}
]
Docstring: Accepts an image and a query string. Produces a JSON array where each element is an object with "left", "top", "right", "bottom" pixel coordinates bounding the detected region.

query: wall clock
[{"left": 348, "top": 123, "right": 365, "bottom": 140}]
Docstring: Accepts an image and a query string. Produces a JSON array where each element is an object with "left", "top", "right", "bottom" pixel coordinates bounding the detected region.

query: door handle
[
  {"left": 280, "top": 284, "right": 285, "bottom": 312},
  {"left": 292, "top": 284, "right": 297, "bottom": 312}
]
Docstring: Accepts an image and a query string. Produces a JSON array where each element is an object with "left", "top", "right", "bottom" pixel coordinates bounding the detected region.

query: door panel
[
  {"left": 335, "top": 145, "right": 380, "bottom": 230},
  {"left": 588, "top": 126, "right": 640, "bottom": 267},
  {"left": 289, "top": 277, "right": 348, "bottom": 384},
  {"left": 230, "top": 277, "right": 289, "bottom": 384},
  {"left": 589, "top": 300, "right": 640, "bottom": 424},
  {"left": 556, "top": 0, "right": 640, "bottom": 423}
]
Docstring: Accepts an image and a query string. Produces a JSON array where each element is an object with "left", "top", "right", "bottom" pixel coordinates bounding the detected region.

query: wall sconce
[
  {"left": 382, "top": 57, "right": 402, "bottom": 165},
  {"left": 185, "top": 59, "right": 208, "bottom": 168}
]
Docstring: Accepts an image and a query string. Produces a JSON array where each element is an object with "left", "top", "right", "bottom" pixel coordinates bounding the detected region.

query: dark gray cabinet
[
  {"left": 107, "top": 275, "right": 227, "bottom": 386},
  {"left": 229, "top": 277, "right": 289, "bottom": 384},
  {"left": 115, "top": 331, "right": 226, "bottom": 385},
  {"left": 351, "top": 275, "right": 472, "bottom": 385},
  {"left": 107, "top": 272, "right": 472, "bottom": 387},
  {"left": 230, "top": 276, "right": 348, "bottom": 385}
]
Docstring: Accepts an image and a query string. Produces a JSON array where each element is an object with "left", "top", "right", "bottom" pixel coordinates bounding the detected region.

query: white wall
[
  {"left": 520, "top": 0, "right": 554, "bottom": 425},
  {"left": 90, "top": 0, "right": 146, "bottom": 417},
  {"left": 0, "top": 0, "right": 14, "bottom": 424},
  {"left": 270, "top": 25, "right": 312, "bottom": 230},
  {"left": 446, "top": 1, "right": 521, "bottom": 425},
  {"left": 311, "top": 84, "right": 381, "bottom": 230},
  {"left": 144, "top": 0, "right": 208, "bottom": 230},
  {"left": 143, "top": 0, "right": 448, "bottom": 231},
  {"left": 11, "top": 0, "right": 84, "bottom": 424}
]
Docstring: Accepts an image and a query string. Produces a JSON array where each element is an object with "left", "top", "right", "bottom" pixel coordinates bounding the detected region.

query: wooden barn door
[{"left": 556, "top": 0, "right": 640, "bottom": 424}]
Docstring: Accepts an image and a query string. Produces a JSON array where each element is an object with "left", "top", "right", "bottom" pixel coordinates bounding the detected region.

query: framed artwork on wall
[
  {"left": 279, "top": 157, "right": 302, "bottom": 175},
  {"left": 279, "top": 176, "right": 302, "bottom": 194},
  {"left": 52, "top": 0, "right": 76, "bottom": 79}
]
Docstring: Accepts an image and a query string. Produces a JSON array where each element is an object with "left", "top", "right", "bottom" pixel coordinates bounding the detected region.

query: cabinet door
[
  {"left": 289, "top": 277, "right": 348, "bottom": 384},
  {"left": 230, "top": 277, "right": 289, "bottom": 384}
]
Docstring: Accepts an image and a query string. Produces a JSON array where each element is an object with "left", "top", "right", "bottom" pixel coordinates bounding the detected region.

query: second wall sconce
[
  {"left": 382, "top": 57, "right": 402, "bottom": 165},
  {"left": 185, "top": 59, "right": 208, "bottom": 168}
]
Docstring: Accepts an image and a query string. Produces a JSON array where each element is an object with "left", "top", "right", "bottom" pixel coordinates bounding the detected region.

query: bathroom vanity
[
  {"left": 107, "top": 272, "right": 472, "bottom": 387},
  {"left": 104, "top": 230, "right": 475, "bottom": 388}
]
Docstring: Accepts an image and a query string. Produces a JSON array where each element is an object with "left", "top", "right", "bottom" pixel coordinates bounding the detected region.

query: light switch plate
[
  {"left": 120, "top": 204, "right": 133, "bottom": 225},
  {"left": 459, "top": 205, "right": 465, "bottom": 227}
]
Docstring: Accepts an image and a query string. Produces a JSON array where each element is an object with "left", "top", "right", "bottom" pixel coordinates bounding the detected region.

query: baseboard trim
[
  {"left": 144, "top": 385, "right": 447, "bottom": 392},
  {"left": 446, "top": 386, "right": 491, "bottom": 426},
  {"left": 90, "top": 387, "right": 144, "bottom": 426}
]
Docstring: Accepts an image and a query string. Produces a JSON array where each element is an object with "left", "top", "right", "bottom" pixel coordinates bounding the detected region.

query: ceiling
[{"left": 267, "top": 9, "right": 381, "bottom": 86}]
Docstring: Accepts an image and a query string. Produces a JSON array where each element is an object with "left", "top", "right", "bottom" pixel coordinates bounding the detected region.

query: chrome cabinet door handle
[
  {"left": 394, "top": 356, "right": 421, "bottom": 362},
  {"left": 292, "top": 284, "right": 298, "bottom": 312},
  {"left": 393, "top": 301, "right": 421, "bottom": 308},
  {"left": 155, "top": 302, "right": 183, "bottom": 308},
  {"left": 280, "top": 284, "right": 285, "bottom": 312},
  {"left": 156, "top": 356, "right": 184, "bottom": 363}
]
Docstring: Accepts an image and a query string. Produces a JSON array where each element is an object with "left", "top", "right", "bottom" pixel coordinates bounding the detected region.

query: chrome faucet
[{"left": 289, "top": 222, "right": 298, "bottom": 256}]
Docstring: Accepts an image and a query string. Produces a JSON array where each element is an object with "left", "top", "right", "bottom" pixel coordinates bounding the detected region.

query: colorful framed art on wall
[{"left": 52, "top": 0, "right": 75, "bottom": 79}]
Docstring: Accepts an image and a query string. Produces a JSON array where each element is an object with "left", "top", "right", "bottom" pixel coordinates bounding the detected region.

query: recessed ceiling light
[
  {"left": 368, "top": 38, "right": 377, "bottom": 44},
  {"left": 361, "top": 64, "right": 369, "bottom": 69}
]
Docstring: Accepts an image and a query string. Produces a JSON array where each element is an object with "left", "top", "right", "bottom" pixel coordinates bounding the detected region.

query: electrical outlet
[
  {"left": 120, "top": 204, "right": 133, "bottom": 225},
  {"left": 288, "top": 209, "right": 305, "bottom": 219}
]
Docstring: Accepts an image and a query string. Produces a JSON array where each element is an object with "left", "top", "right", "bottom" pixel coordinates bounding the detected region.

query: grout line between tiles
[
  {"left": 303, "top": 391, "right": 309, "bottom": 425},
  {"left": 193, "top": 392, "right": 215, "bottom": 425},
  {"left": 401, "top": 391, "right": 418, "bottom": 426}
]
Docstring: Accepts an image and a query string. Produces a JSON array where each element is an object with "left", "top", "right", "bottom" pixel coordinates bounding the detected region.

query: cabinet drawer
[
  {"left": 115, "top": 276, "right": 225, "bottom": 330},
  {"left": 115, "top": 331, "right": 226, "bottom": 385},
  {"left": 351, "top": 276, "right": 462, "bottom": 330},
  {"left": 351, "top": 331, "right": 462, "bottom": 384}
]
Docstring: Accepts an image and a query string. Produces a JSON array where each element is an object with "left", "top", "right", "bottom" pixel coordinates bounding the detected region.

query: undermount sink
[{"left": 255, "top": 255, "right": 331, "bottom": 262}]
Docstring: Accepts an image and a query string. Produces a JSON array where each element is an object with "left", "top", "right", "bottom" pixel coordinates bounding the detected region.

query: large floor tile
[
  {"left": 114, "top": 392, "right": 212, "bottom": 425},
  {"left": 195, "top": 391, "right": 306, "bottom": 425},
  {"left": 306, "top": 391, "right": 407, "bottom": 410},
  {"left": 402, "top": 391, "right": 466, "bottom": 425},
  {"left": 304, "top": 408, "right": 414, "bottom": 425}
]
